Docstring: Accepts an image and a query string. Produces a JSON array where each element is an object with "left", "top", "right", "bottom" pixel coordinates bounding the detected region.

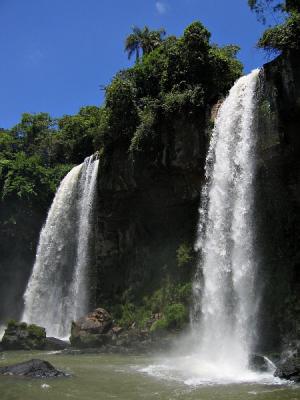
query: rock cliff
[
  {"left": 256, "top": 50, "right": 300, "bottom": 353},
  {"left": 91, "top": 112, "right": 207, "bottom": 310}
]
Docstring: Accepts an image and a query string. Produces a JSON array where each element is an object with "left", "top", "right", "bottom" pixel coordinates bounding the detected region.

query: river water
[{"left": 0, "top": 351, "right": 299, "bottom": 400}]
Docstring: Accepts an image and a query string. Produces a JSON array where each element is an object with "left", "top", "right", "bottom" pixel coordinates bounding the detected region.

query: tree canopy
[{"left": 248, "top": 0, "right": 300, "bottom": 51}]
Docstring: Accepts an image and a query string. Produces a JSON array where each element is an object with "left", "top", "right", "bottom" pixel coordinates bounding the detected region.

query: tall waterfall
[
  {"left": 22, "top": 155, "right": 99, "bottom": 338},
  {"left": 191, "top": 69, "right": 260, "bottom": 378}
]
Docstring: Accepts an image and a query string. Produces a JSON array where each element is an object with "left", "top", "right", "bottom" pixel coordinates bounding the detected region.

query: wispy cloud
[
  {"left": 25, "top": 49, "right": 45, "bottom": 67},
  {"left": 155, "top": 1, "right": 168, "bottom": 15}
]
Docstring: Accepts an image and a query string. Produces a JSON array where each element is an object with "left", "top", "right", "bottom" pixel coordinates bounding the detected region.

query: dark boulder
[
  {"left": 45, "top": 337, "right": 69, "bottom": 351},
  {"left": 274, "top": 357, "right": 300, "bottom": 382},
  {"left": 0, "top": 359, "right": 67, "bottom": 378},
  {"left": 1, "top": 321, "right": 46, "bottom": 350}
]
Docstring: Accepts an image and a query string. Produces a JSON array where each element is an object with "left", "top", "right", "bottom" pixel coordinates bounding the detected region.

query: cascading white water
[
  {"left": 191, "top": 68, "right": 260, "bottom": 379},
  {"left": 22, "top": 155, "right": 99, "bottom": 338},
  {"left": 140, "top": 70, "right": 275, "bottom": 386}
]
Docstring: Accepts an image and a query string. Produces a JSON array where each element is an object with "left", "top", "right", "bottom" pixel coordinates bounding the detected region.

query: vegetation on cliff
[{"left": 248, "top": 0, "right": 300, "bottom": 52}]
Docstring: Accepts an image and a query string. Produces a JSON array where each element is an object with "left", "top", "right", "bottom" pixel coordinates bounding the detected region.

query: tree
[
  {"left": 125, "top": 26, "right": 166, "bottom": 61},
  {"left": 248, "top": 0, "right": 300, "bottom": 23},
  {"left": 248, "top": 0, "right": 300, "bottom": 52}
]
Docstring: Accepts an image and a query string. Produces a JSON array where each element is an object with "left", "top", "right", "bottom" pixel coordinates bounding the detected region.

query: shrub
[
  {"left": 164, "top": 303, "right": 188, "bottom": 329},
  {"left": 118, "top": 303, "right": 136, "bottom": 328},
  {"left": 176, "top": 243, "right": 193, "bottom": 267},
  {"left": 27, "top": 323, "right": 46, "bottom": 339},
  {"left": 129, "top": 103, "right": 158, "bottom": 152},
  {"left": 6, "top": 319, "right": 17, "bottom": 329},
  {"left": 150, "top": 318, "right": 168, "bottom": 333}
]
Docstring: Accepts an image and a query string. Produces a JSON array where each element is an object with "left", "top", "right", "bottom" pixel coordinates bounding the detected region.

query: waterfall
[
  {"left": 191, "top": 69, "right": 260, "bottom": 377},
  {"left": 22, "top": 155, "right": 99, "bottom": 338},
  {"left": 140, "top": 70, "right": 267, "bottom": 386}
]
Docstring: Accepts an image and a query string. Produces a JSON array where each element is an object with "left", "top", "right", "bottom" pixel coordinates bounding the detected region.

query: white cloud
[{"left": 155, "top": 1, "right": 167, "bottom": 15}]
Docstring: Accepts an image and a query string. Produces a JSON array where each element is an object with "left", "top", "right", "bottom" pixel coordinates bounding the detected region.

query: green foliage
[
  {"left": 10, "top": 113, "right": 56, "bottom": 157},
  {"left": 129, "top": 100, "right": 159, "bottom": 152},
  {"left": 163, "top": 85, "right": 205, "bottom": 113},
  {"left": 258, "top": 12, "right": 300, "bottom": 51},
  {"left": 104, "top": 77, "right": 138, "bottom": 138},
  {"left": 176, "top": 243, "right": 193, "bottom": 267},
  {"left": 1, "top": 153, "right": 49, "bottom": 201},
  {"left": 7, "top": 319, "right": 17, "bottom": 328},
  {"left": 248, "top": 0, "right": 300, "bottom": 52},
  {"left": 248, "top": 0, "right": 300, "bottom": 20},
  {"left": 56, "top": 106, "right": 102, "bottom": 164},
  {"left": 27, "top": 323, "right": 46, "bottom": 339},
  {"left": 164, "top": 303, "right": 188, "bottom": 329},
  {"left": 150, "top": 318, "right": 168, "bottom": 333},
  {"left": 117, "top": 281, "right": 192, "bottom": 330},
  {"left": 118, "top": 303, "right": 136, "bottom": 328},
  {"left": 150, "top": 303, "right": 188, "bottom": 333},
  {"left": 110, "top": 21, "right": 242, "bottom": 153}
]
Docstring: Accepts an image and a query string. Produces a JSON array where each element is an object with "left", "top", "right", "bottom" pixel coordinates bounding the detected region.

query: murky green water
[{"left": 0, "top": 351, "right": 299, "bottom": 400}]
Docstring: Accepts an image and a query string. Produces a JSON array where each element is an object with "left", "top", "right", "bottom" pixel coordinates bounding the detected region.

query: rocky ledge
[
  {"left": 70, "top": 307, "right": 179, "bottom": 352},
  {"left": 274, "top": 357, "right": 300, "bottom": 382},
  {"left": 1, "top": 321, "right": 46, "bottom": 350},
  {"left": 0, "top": 359, "right": 68, "bottom": 378},
  {"left": 1, "top": 320, "right": 69, "bottom": 351}
]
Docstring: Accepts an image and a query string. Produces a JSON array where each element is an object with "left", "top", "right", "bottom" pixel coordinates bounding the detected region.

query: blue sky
[{"left": 0, "top": 0, "right": 272, "bottom": 128}]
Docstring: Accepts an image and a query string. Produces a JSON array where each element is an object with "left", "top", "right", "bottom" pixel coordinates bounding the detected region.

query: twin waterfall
[
  {"left": 22, "top": 156, "right": 99, "bottom": 338},
  {"left": 191, "top": 69, "right": 260, "bottom": 379},
  {"left": 22, "top": 69, "right": 260, "bottom": 381}
]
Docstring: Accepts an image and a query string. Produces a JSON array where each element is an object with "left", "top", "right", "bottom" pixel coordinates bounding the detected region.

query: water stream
[
  {"left": 142, "top": 70, "right": 264, "bottom": 384},
  {"left": 191, "top": 68, "right": 261, "bottom": 380},
  {"left": 22, "top": 155, "right": 99, "bottom": 338}
]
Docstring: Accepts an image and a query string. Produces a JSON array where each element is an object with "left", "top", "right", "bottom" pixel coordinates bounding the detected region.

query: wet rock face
[
  {"left": 91, "top": 114, "right": 207, "bottom": 309},
  {"left": 274, "top": 357, "right": 300, "bottom": 382},
  {"left": 0, "top": 359, "right": 67, "bottom": 378},
  {"left": 255, "top": 50, "right": 300, "bottom": 353},
  {"left": 1, "top": 321, "right": 46, "bottom": 350}
]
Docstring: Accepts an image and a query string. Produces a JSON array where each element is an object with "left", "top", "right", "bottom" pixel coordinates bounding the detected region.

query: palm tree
[{"left": 125, "top": 26, "right": 166, "bottom": 62}]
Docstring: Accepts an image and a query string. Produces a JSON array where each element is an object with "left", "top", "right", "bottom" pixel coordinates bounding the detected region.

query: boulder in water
[
  {"left": 0, "top": 359, "right": 67, "bottom": 378},
  {"left": 70, "top": 308, "right": 113, "bottom": 347},
  {"left": 1, "top": 321, "right": 46, "bottom": 350},
  {"left": 45, "top": 337, "right": 69, "bottom": 351},
  {"left": 274, "top": 357, "right": 300, "bottom": 382}
]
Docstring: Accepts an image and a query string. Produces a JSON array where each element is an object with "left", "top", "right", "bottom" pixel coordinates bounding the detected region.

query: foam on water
[{"left": 138, "top": 355, "right": 284, "bottom": 387}]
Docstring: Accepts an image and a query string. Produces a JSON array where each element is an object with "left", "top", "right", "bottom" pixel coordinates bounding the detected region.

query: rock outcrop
[
  {"left": 70, "top": 308, "right": 113, "bottom": 347},
  {"left": 1, "top": 321, "right": 46, "bottom": 350},
  {"left": 0, "top": 359, "right": 67, "bottom": 378},
  {"left": 69, "top": 308, "right": 178, "bottom": 351},
  {"left": 274, "top": 357, "right": 300, "bottom": 382},
  {"left": 255, "top": 49, "right": 300, "bottom": 353}
]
